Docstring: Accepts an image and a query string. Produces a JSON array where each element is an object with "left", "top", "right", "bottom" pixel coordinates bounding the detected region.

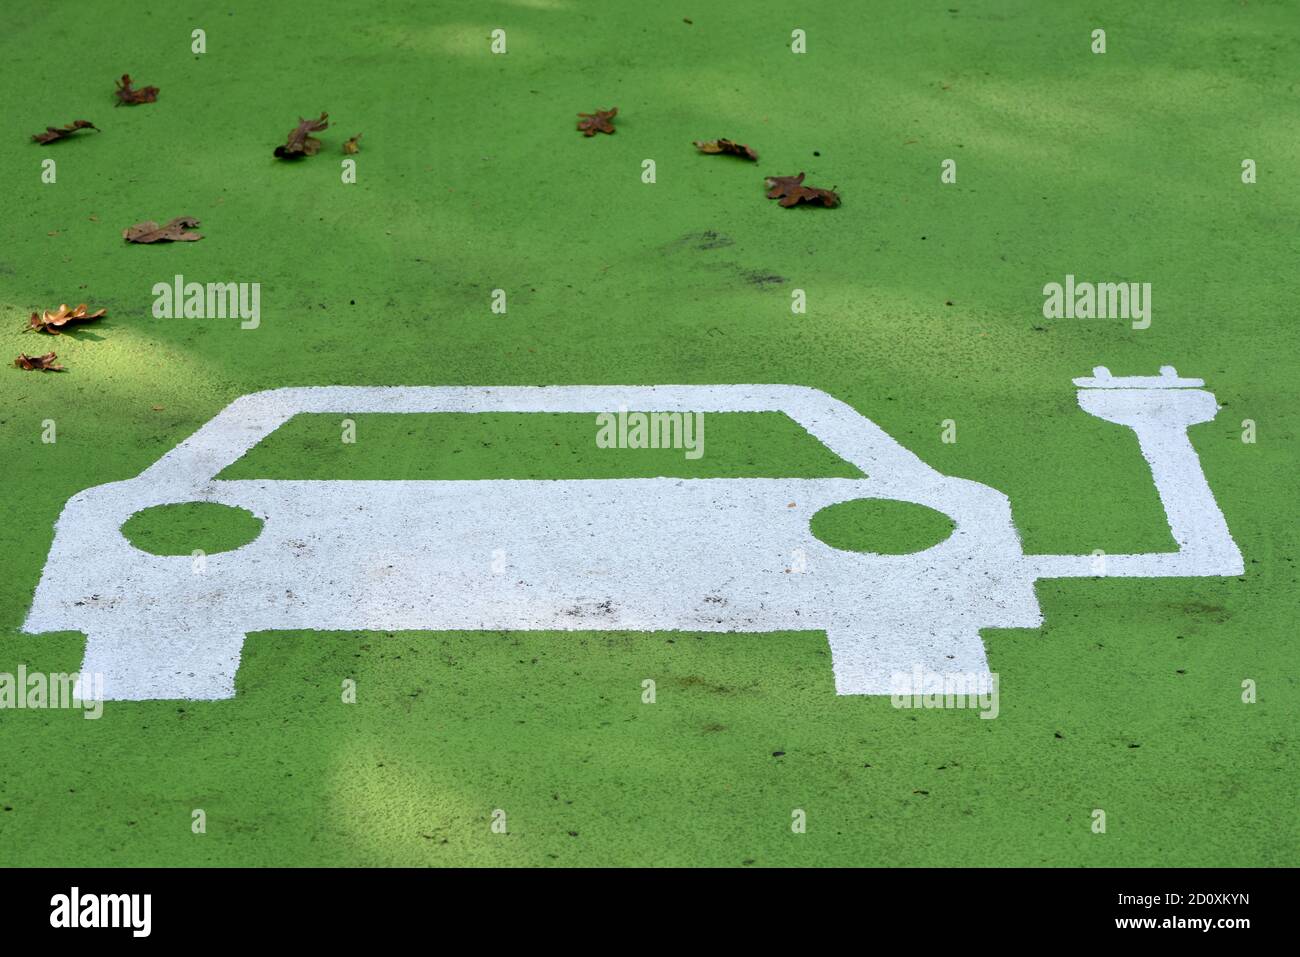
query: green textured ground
[{"left": 0, "top": 0, "right": 1296, "bottom": 866}]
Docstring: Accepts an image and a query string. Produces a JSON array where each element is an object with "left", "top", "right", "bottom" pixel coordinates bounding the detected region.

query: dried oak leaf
[
  {"left": 115, "top": 74, "right": 159, "bottom": 105},
  {"left": 123, "top": 216, "right": 203, "bottom": 243},
  {"left": 274, "top": 113, "right": 329, "bottom": 158},
  {"left": 694, "top": 138, "right": 758, "bottom": 161},
  {"left": 343, "top": 134, "right": 362, "bottom": 155},
  {"left": 32, "top": 120, "right": 98, "bottom": 144},
  {"left": 577, "top": 107, "right": 617, "bottom": 136},
  {"left": 28, "top": 303, "right": 107, "bottom": 335},
  {"left": 14, "top": 352, "right": 64, "bottom": 371},
  {"left": 764, "top": 172, "right": 840, "bottom": 208}
]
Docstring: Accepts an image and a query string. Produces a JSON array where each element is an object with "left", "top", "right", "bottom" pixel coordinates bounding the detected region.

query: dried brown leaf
[
  {"left": 123, "top": 216, "right": 203, "bottom": 243},
  {"left": 343, "top": 134, "right": 362, "bottom": 154},
  {"left": 28, "top": 303, "right": 107, "bottom": 335},
  {"left": 274, "top": 113, "right": 329, "bottom": 158},
  {"left": 32, "top": 120, "right": 98, "bottom": 144},
  {"left": 577, "top": 107, "right": 617, "bottom": 136},
  {"left": 764, "top": 172, "right": 840, "bottom": 208},
  {"left": 14, "top": 352, "right": 64, "bottom": 371},
  {"left": 694, "top": 138, "right": 758, "bottom": 161},
  {"left": 115, "top": 74, "right": 159, "bottom": 105}
]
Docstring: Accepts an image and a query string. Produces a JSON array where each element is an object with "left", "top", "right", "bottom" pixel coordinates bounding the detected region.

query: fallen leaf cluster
[{"left": 582, "top": 108, "right": 839, "bottom": 208}]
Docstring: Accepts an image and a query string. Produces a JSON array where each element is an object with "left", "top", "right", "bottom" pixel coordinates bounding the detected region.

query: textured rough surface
[{"left": 0, "top": 0, "right": 1295, "bottom": 865}]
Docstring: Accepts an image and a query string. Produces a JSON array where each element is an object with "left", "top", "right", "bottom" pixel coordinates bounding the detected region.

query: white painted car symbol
[{"left": 23, "top": 371, "right": 1241, "bottom": 701}]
